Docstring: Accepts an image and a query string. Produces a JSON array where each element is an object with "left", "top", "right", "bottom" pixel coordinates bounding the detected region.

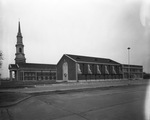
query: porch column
[
  {"left": 14, "top": 70, "right": 19, "bottom": 81},
  {"left": 76, "top": 63, "right": 78, "bottom": 82},
  {"left": 10, "top": 70, "right": 12, "bottom": 81},
  {"left": 35, "top": 72, "right": 37, "bottom": 80},
  {"left": 23, "top": 71, "right": 24, "bottom": 81}
]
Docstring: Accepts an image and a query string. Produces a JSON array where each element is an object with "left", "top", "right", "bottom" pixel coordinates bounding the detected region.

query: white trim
[{"left": 65, "top": 54, "right": 77, "bottom": 62}]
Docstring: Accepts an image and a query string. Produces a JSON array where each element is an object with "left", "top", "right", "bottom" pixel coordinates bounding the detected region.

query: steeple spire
[
  {"left": 15, "top": 21, "right": 26, "bottom": 64},
  {"left": 17, "top": 21, "right": 22, "bottom": 37},
  {"left": 18, "top": 21, "right": 21, "bottom": 33}
]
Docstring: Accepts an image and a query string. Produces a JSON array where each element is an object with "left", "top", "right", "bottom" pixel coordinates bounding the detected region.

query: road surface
[{"left": 0, "top": 85, "right": 148, "bottom": 120}]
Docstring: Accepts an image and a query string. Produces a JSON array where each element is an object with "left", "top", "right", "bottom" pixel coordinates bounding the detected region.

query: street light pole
[{"left": 127, "top": 47, "right": 130, "bottom": 79}]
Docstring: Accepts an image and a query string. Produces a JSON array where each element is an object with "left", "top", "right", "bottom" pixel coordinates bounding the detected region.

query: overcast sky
[{"left": 0, "top": 0, "right": 150, "bottom": 78}]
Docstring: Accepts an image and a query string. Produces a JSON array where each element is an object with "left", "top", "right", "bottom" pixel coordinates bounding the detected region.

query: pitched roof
[
  {"left": 65, "top": 54, "right": 120, "bottom": 65},
  {"left": 9, "top": 63, "right": 56, "bottom": 70}
]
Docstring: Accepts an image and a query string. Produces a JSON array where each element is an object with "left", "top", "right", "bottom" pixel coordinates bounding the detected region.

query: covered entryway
[
  {"left": 9, "top": 64, "right": 19, "bottom": 81},
  {"left": 62, "top": 62, "right": 68, "bottom": 81}
]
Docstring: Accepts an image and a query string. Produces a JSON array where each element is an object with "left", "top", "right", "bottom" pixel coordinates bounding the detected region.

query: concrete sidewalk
[{"left": 1, "top": 79, "right": 149, "bottom": 94}]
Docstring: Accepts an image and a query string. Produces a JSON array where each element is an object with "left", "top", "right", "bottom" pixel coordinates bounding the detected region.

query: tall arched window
[
  {"left": 63, "top": 62, "right": 68, "bottom": 81},
  {"left": 19, "top": 48, "right": 22, "bottom": 53},
  {"left": 77, "top": 63, "right": 82, "bottom": 74}
]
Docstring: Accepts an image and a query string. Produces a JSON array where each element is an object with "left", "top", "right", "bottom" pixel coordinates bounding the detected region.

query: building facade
[
  {"left": 9, "top": 22, "right": 57, "bottom": 81},
  {"left": 122, "top": 64, "right": 143, "bottom": 79},
  {"left": 9, "top": 22, "right": 143, "bottom": 82},
  {"left": 57, "top": 54, "right": 123, "bottom": 82},
  {"left": 9, "top": 63, "right": 56, "bottom": 81}
]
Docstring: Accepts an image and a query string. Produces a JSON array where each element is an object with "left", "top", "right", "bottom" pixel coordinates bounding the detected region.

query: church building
[
  {"left": 57, "top": 54, "right": 123, "bottom": 82},
  {"left": 9, "top": 22, "right": 57, "bottom": 81},
  {"left": 9, "top": 22, "right": 143, "bottom": 82}
]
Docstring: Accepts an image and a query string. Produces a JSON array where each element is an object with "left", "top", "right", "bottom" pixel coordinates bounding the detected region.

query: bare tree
[
  {"left": 0, "top": 51, "right": 3, "bottom": 81},
  {"left": 0, "top": 51, "right": 3, "bottom": 68}
]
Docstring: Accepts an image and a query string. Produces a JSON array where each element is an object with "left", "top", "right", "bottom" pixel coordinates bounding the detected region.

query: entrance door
[{"left": 63, "top": 62, "right": 68, "bottom": 81}]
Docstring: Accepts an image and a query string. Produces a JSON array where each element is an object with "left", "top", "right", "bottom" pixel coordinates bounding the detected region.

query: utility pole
[{"left": 127, "top": 47, "right": 131, "bottom": 79}]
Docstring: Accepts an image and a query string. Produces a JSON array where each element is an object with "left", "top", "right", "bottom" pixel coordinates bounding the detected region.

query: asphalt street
[{"left": 0, "top": 85, "right": 148, "bottom": 120}]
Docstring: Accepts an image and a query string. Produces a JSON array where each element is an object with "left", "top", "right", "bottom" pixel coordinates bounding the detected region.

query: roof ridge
[{"left": 66, "top": 54, "right": 110, "bottom": 60}]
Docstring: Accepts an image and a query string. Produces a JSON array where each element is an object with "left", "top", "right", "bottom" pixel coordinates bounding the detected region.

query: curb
[{"left": 27, "top": 84, "right": 143, "bottom": 96}]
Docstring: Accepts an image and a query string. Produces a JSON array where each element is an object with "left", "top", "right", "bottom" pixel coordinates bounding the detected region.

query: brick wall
[{"left": 57, "top": 55, "right": 76, "bottom": 80}]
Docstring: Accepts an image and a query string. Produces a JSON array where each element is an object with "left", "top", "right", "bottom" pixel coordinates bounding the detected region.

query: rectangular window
[
  {"left": 112, "top": 66, "right": 116, "bottom": 74},
  {"left": 88, "top": 64, "right": 92, "bottom": 74},
  {"left": 77, "top": 64, "right": 82, "bottom": 74},
  {"left": 105, "top": 66, "right": 109, "bottom": 74},
  {"left": 119, "top": 67, "right": 122, "bottom": 74},
  {"left": 97, "top": 65, "right": 101, "bottom": 74}
]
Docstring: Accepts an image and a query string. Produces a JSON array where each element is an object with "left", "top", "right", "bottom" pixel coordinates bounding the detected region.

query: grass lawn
[{"left": 0, "top": 92, "right": 30, "bottom": 107}]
